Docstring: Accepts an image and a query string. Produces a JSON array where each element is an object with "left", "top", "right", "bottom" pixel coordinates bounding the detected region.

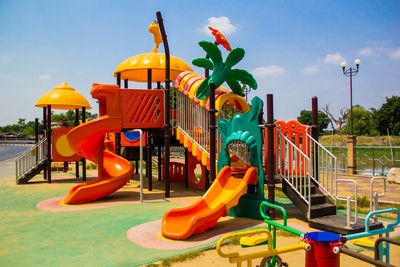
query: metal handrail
[
  {"left": 276, "top": 131, "right": 312, "bottom": 218},
  {"left": 370, "top": 177, "right": 387, "bottom": 223},
  {"left": 336, "top": 178, "right": 358, "bottom": 228},
  {"left": 15, "top": 138, "right": 48, "bottom": 181},
  {"left": 306, "top": 132, "right": 337, "bottom": 204}
]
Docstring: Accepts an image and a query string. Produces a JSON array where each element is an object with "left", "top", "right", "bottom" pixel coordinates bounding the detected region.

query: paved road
[{"left": 0, "top": 157, "right": 16, "bottom": 183}]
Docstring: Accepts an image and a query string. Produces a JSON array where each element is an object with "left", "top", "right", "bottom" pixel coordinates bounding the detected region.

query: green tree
[
  {"left": 297, "top": 110, "right": 330, "bottom": 133},
  {"left": 342, "top": 105, "right": 376, "bottom": 136},
  {"left": 51, "top": 110, "right": 97, "bottom": 126},
  {"left": 372, "top": 96, "right": 400, "bottom": 135},
  {"left": 192, "top": 41, "right": 257, "bottom": 99}
]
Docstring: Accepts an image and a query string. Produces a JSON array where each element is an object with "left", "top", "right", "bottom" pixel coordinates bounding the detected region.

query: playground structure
[
  {"left": 14, "top": 11, "right": 399, "bottom": 265},
  {"left": 16, "top": 82, "right": 91, "bottom": 184}
]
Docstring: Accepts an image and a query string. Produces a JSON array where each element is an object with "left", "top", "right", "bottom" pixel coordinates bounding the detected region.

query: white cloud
[
  {"left": 252, "top": 65, "right": 285, "bottom": 77},
  {"left": 39, "top": 74, "right": 51, "bottom": 80},
  {"left": 359, "top": 47, "right": 373, "bottom": 56},
  {"left": 389, "top": 47, "right": 400, "bottom": 59},
  {"left": 303, "top": 65, "right": 319, "bottom": 74},
  {"left": 324, "top": 52, "right": 346, "bottom": 65},
  {"left": 202, "top": 16, "right": 237, "bottom": 36}
]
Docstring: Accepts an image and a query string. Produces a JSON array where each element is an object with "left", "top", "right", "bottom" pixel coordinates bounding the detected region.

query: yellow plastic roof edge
[
  {"left": 35, "top": 82, "right": 91, "bottom": 110},
  {"left": 178, "top": 73, "right": 200, "bottom": 92},
  {"left": 113, "top": 53, "right": 193, "bottom": 76},
  {"left": 215, "top": 93, "right": 250, "bottom": 112},
  {"left": 188, "top": 80, "right": 203, "bottom": 99}
]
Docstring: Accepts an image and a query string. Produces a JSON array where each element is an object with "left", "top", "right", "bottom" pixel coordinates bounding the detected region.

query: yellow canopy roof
[
  {"left": 114, "top": 52, "right": 193, "bottom": 83},
  {"left": 35, "top": 82, "right": 91, "bottom": 110}
]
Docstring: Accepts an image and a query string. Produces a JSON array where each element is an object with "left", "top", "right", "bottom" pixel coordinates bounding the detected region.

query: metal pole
[
  {"left": 156, "top": 11, "right": 171, "bottom": 198},
  {"left": 82, "top": 107, "right": 86, "bottom": 181},
  {"left": 75, "top": 108, "right": 80, "bottom": 179},
  {"left": 208, "top": 83, "right": 216, "bottom": 188},
  {"left": 47, "top": 105, "right": 52, "bottom": 183},
  {"left": 43, "top": 107, "right": 47, "bottom": 180},
  {"left": 350, "top": 68, "right": 353, "bottom": 136},
  {"left": 312, "top": 96, "right": 319, "bottom": 181},
  {"left": 35, "top": 118, "right": 39, "bottom": 163},
  {"left": 266, "top": 94, "right": 275, "bottom": 218},
  {"left": 147, "top": 68, "right": 152, "bottom": 191},
  {"left": 115, "top": 72, "right": 121, "bottom": 156},
  {"left": 158, "top": 146, "right": 162, "bottom": 181},
  {"left": 205, "top": 54, "right": 210, "bottom": 78}
]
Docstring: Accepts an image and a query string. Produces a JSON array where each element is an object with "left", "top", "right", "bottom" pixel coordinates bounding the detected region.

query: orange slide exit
[
  {"left": 63, "top": 84, "right": 134, "bottom": 204},
  {"left": 161, "top": 166, "right": 258, "bottom": 240}
]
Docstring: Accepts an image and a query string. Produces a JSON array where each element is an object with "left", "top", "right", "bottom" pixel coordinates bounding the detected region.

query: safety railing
[
  {"left": 176, "top": 91, "right": 210, "bottom": 154},
  {"left": 370, "top": 177, "right": 387, "bottom": 223},
  {"left": 306, "top": 131, "right": 337, "bottom": 204},
  {"left": 15, "top": 138, "right": 48, "bottom": 181},
  {"left": 175, "top": 90, "right": 248, "bottom": 165},
  {"left": 335, "top": 179, "right": 358, "bottom": 228},
  {"left": 275, "top": 128, "right": 312, "bottom": 218}
]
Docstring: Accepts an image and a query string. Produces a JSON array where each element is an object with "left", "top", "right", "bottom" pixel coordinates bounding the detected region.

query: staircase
[
  {"left": 272, "top": 121, "right": 383, "bottom": 234},
  {"left": 274, "top": 126, "right": 336, "bottom": 220},
  {"left": 16, "top": 138, "right": 48, "bottom": 184}
]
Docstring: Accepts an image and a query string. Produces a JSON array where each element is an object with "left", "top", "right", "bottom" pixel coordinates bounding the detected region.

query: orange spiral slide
[
  {"left": 63, "top": 84, "right": 134, "bottom": 204},
  {"left": 161, "top": 166, "right": 258, "bottom": 240}
]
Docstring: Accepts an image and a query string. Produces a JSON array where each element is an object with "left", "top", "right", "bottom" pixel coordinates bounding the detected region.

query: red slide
[{"left": 63, "top": 115, "right": 133, "bottom": 204}]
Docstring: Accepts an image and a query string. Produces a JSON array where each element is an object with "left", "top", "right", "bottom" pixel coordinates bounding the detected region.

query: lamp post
[
  {"left": 341, "top": 59, "right": 360, "bottom": 136},
  {"left": 341, "top": 59, "right": 360, "bottom": 174}
]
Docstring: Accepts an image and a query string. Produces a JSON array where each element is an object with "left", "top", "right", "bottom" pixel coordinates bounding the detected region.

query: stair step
[
  {"left": 310, "top": 203, "right": 336, "bottom": 219},
  {"left": 310, "top": 194, "right": 327, "bottom": 205},
  {"left": 299, "top": 185, "right": 317, "bottom": 195},
  {"left": 17, "top": 160, "right": 47, "bottom": 184}
]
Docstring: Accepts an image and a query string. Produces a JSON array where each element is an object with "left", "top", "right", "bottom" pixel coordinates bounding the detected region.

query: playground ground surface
[{"left": 1, "top": 157, "right": 400, "bottom": 267}]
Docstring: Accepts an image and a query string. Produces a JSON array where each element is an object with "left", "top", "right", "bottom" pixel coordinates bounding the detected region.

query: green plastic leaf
[
  {"left": 195, "top": 77, "right": 211, "bottom": 100},
  {"left": 198, "top": 41, "right": 222, "bottom": 65},
  {"left": 218, "top": 119, "right": 230, "bottom": 141},
  {"left": 228, "top": 69, "right": 258, "bottom": 89},
  {"left": 225, "top": 48, "right": 245, "bottom": 69},
  {"left": 192, "top": 58, "right": 214, "bottom": 70},
  {"left": 226, "top": 78, "right": 242, "bottom": 95}
]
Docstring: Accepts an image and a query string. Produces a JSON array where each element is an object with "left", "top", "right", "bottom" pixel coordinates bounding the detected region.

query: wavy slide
[
  {"left": 161, "top": 166, "right": 258, "bottom": 240},
  {"left": 63, "top": 115, "right": 134, "bottom": 204}
]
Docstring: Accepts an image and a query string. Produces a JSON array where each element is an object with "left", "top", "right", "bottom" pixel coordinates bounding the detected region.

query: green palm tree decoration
[{"left": 192, "top": 41, "right": 258, "bottom": 100}]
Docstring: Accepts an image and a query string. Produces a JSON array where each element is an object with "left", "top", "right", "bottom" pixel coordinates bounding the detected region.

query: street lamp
[{"left": 341, "top": 58, "right": 360, "bottom": 136}]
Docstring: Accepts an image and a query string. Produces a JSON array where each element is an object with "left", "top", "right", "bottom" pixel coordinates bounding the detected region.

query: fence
[
  {"left": 325, "top": 146, "right": 400, "bottom": 176},
  {"left": 0, "top": 137, "right": 36, "bottom": 145}
]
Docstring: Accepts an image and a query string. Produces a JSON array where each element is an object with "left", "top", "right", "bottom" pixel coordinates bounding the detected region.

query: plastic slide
[
  {"left": 63, "top": 115, "right": 133, "bottom": 204},
  {"left": 161, "top": 166, "right": 258, "bottom": 240}
]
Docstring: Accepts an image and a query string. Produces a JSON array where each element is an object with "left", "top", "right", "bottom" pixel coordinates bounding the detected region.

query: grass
[{"left": 146, "top": 251, "right": 204, "bottom": 267}]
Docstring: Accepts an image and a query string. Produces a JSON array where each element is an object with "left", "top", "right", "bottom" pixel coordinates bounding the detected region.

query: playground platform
[{"left": 1, "top": 159, "right": 399, "bottom": 266}]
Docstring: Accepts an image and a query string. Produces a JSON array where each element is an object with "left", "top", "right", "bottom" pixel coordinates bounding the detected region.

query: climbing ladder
[{"left": 15, "top": 138, "right": 48, "bottom": 184}]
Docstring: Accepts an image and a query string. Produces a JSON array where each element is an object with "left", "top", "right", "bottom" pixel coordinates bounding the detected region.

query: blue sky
[{"left": 0, "top": 0, "right": 399, "bottom": 126}]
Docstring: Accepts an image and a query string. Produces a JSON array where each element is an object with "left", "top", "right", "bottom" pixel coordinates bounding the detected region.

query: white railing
[
  {"left": 306, "top": 131, "right": 337, "bottom": 204},
  {"left": 275, "top": 129, "right": 312, "bottom": 218},
  {"left": 15, "top": 138, "right": 48, "bottom": 181},
  {"left": 370, "top": 177, "right": 386, "bottom": 223},
  {"left": 336, "top": 179, "right": 358, "bottom": 228},
  {"left": 175, "top": 90, "right": 247, "bottom": 164}
]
